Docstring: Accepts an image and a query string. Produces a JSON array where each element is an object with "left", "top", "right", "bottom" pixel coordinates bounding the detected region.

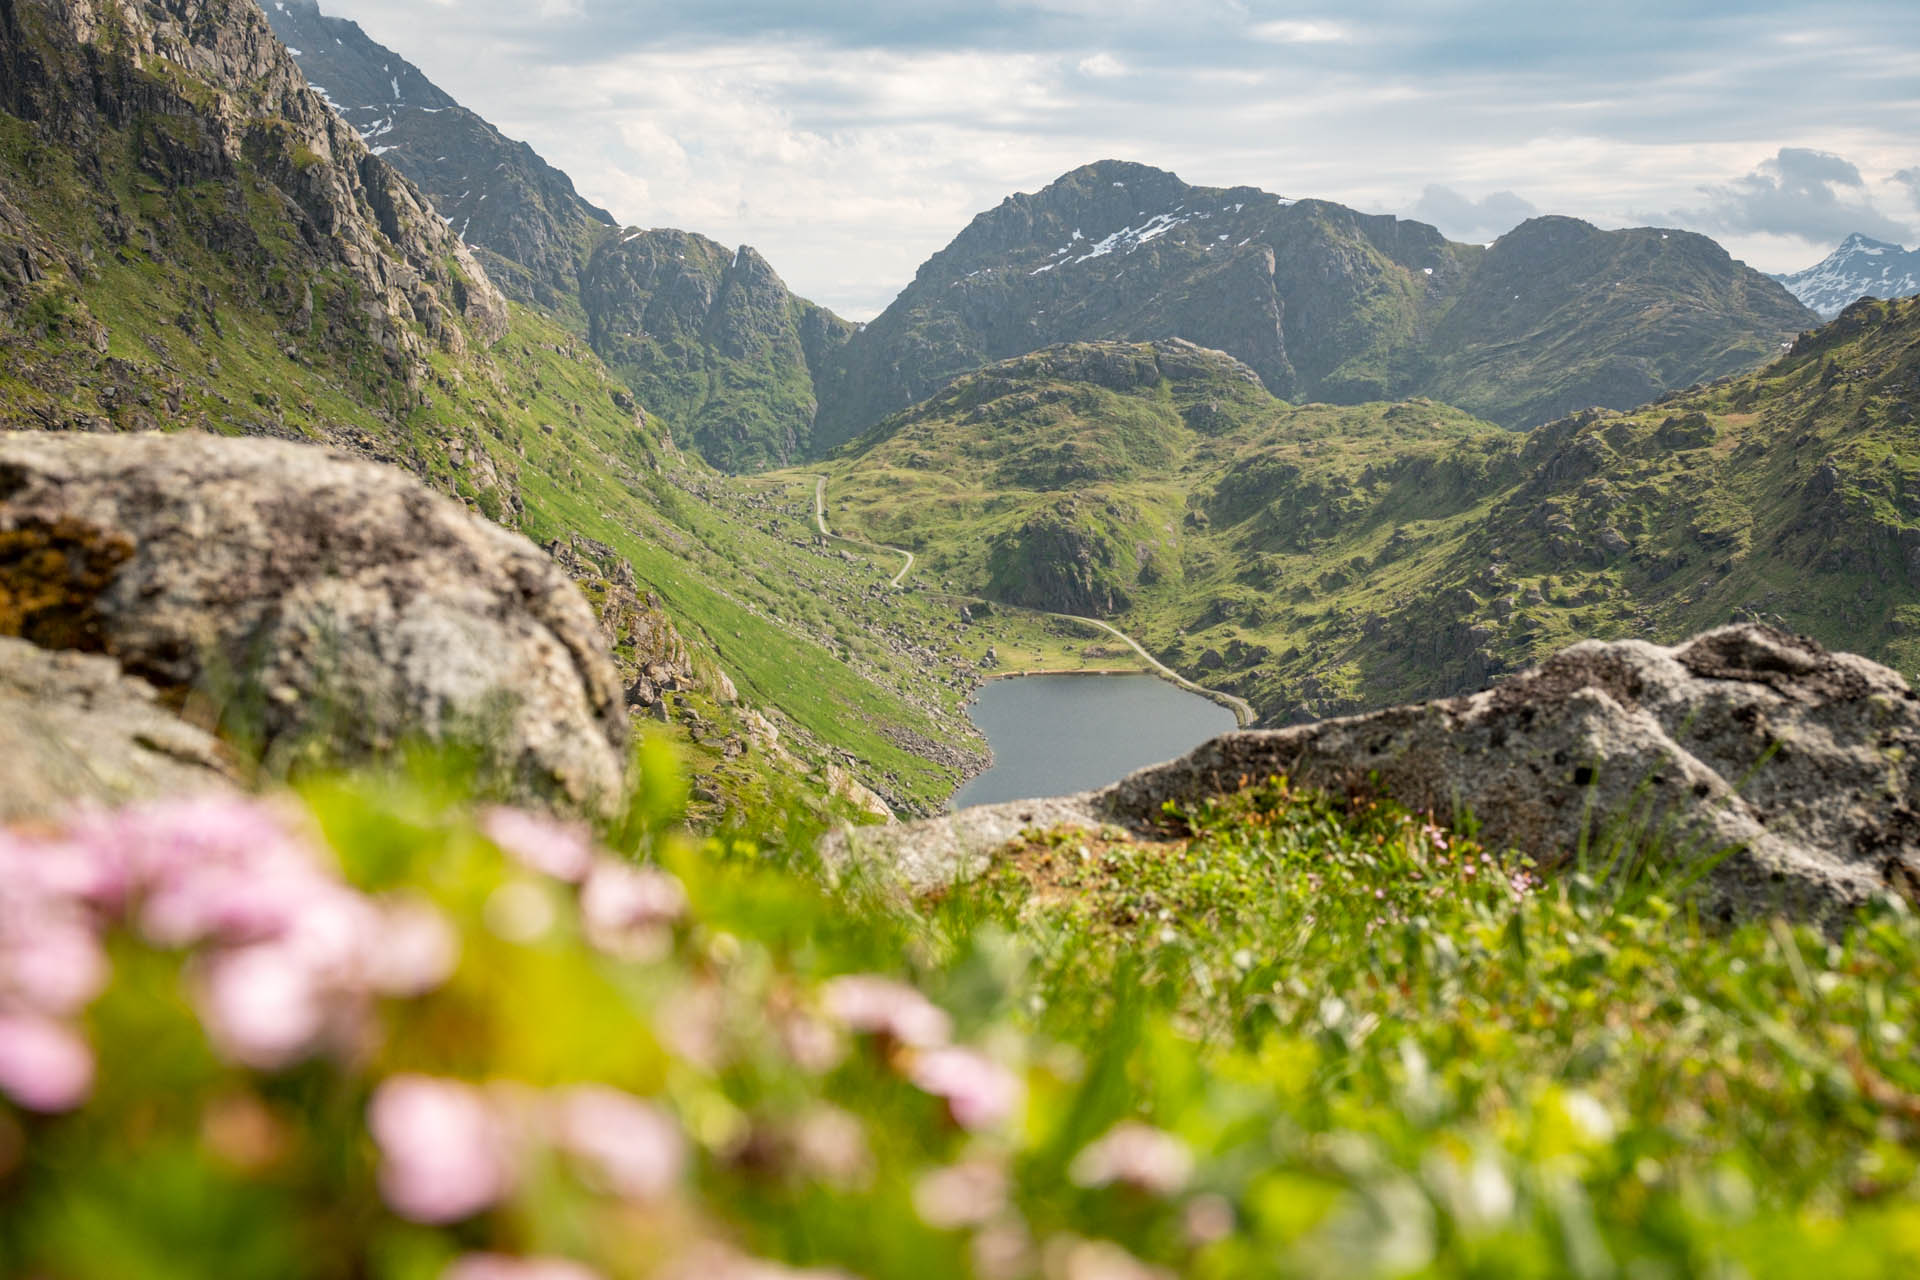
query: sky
[{"left": 319, "top": 0, "right": 1920, "bottom": 322}]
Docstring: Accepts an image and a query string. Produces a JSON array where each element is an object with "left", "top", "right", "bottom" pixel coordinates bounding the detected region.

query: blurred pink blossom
[
  {"left": 198, "top": 945, "right": 330, "bottom": 1070},
  {"left": 1069, "top": 1123, "right": 1194, "bottom": 1196},
  {"left": 553, "top": 1085, "right": 685, "bottom": 1200},
  {"left": 0, "top": 1013, "right": 93, "bottom": 1113},
  {"left": 913, "top": 1159, "right": 1009, "bottom": 1229},
  {"left": 0, "top": 909, "right": 107, "bottom": 1016},
  {"left": 1044, "top": 1238, "right": 1174, "bottom": 1280},
  {"left": 581, "top": 859, "right": 686, "bottom": 945},
  {"left": 908, "top": 1046, "right": 1022, "bottom": 1131},
  {"left": 481, "top": 808, "right": 596, "bottom": 884},
  {"left": 370, "top": 1075, "right": 514, "bottom": 1223},
  {"left": 821, "top": 975, "right": 951, "bottom": 1048},
  {"left": 658, "top": 1246, "right": 856, "bottom": 1280},
  {"left": 365, "top": 896, "right": 460, "bottom": 997},
  {"left": 443, "top": 1255, "right": 604, "bottom": 1280}
]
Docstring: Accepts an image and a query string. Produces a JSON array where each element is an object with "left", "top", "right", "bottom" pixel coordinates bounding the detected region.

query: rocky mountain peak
[
  {"left": 262, "top": 0, "right": 615, "bottom": 309},
  {"left": 815, "top": 161, "right": 1812, "bottom": 449},
  {"left": 1774, "top": 233, "right": 1920, "bottom": 319}
]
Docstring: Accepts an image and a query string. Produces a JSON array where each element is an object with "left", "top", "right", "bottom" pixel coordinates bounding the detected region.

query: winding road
[
  {"left": 808, "top": 474, "right": 1254, "bottom": 728},
  {"left": 814, "top": 475, "right": 915, "bottom": 588}
]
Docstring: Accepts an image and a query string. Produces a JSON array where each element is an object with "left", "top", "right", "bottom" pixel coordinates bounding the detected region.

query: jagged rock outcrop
[
  {"left": 545, "top": 533, "right": 699, "bottom": 712},
  {"left": 0, "top": 0, "right": 506, "bottom": 357},
  {"left": 581, "top": 229, "right": 854, "bottom": 471},
  {"left": 0, "top": 431, "right": 627, "bottom": 813},
  {"left": 833, "top": 626, "right": 1920, "bottom": 924},
  {"left": 0, "top": 636, "right": 234, "bottom": 822}
]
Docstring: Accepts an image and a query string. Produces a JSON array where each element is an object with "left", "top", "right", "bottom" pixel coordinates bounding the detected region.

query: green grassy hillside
[
  {"left": 0, "top": 0, "right": 991, "bottom": 815},
  {"left": 813, "top": 302, "right": 1920, "bottom": 725}
]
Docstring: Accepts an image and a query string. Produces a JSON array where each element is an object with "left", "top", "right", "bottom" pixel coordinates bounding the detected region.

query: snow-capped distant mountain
[{"left": 1772, "top": 234, "right": 1920, "bottom": 319}]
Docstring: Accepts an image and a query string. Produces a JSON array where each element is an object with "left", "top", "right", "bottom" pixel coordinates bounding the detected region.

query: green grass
[{"left": 8, "top": 756, "right": 1920, "bottom": 1279}]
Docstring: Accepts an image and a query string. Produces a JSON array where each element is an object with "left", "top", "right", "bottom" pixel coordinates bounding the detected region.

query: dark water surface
[{"left": 950, "top": 673, "right": 1239, "bottom": 810}]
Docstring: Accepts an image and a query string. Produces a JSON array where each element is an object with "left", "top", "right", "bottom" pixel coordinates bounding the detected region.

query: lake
[{"left": 950, "top": 673, "right": 1239, "bottom": 810}]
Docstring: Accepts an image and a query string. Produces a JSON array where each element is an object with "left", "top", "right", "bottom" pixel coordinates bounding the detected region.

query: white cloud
[
  {"left": 1249, "top": 19, "right": 1354, "bottom": 44},
  {"left": 313, "top": 0, "right": 1920, "bottom": 314}
]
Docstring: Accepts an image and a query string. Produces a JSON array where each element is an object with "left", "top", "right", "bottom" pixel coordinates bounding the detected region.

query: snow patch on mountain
[{"left": 1774, "top": 234, "right": 1920, "bottom": 319}]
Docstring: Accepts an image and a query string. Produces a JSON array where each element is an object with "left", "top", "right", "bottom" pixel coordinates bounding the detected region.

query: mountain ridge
[
  {"left": 261, "top": 0, "right": 617, "bottom": 312},
  {"left": 814, "top": 160, "right": 1817, "bottom": 450}
]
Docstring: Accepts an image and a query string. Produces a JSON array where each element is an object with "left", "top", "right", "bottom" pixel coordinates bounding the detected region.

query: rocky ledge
[
  {"left": 1, "top": 431, "right": 627, "bottom": 815},
  {"left": 830, "top": 626, "right": 1920, "bottom": 924}
]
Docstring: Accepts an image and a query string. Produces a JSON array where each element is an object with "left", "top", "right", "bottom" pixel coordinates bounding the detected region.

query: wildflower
[
  {"left": 553, "top": 1086, "right": 685, "bottom": 1201},
  {"left": 1183, "top": 1195, "right": 1235, "bottom": 1246},
  {"left": 481, "top": 808, "right": 596, "bottom": 884},
  {"left": 1042, "top": 1237, "right": 1174, "bottom": 1280},
  {"left": 0, "top": 909, "right": 108, "bottom": 1016},
  {"left": 908, "top": 1046, "right": 1023, "bottom": 1132},
  {"left": 657, "top": 1245, "right": 855, "bottom": 1280},
  {"left": 1069, "top": 1123, "right": 1194, "bottom": 1196},
  {"left": 787, "top": 1105, "right": 871, "bottom": 1189},
  {"left": 821, "top": 975, "right": 951, "bottom": 1048},
  {"left": 365, "top": 896, "right": 460, "bottom": 997},
  {"left": 370, "top": 1076, "right": 514, "bottom": 1223},
  {"left": 913, "top": 1159, "right": 1009, "bottom": 1229},
  {"left": 443, "top": 1255, "right": 604, "bottom": 1280},
  {"left": 581, "top": 859, "right": 687, "bottom": 960},
  {"left": 197, "top": 944, "right": 330, "bottom": 1069},
  {"left": 0, "top": 1014, "right": 93, "bottom": 1113}
]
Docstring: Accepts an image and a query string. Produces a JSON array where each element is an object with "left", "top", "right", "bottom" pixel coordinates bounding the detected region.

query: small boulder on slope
[
  {"left": 832, "top": 626, "right": 1920, "bottom": 924},
  {"left": 0, "top": 431, "right": 627, "bottom": 814}
]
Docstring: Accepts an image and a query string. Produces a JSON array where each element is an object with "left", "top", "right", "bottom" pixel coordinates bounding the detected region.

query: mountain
[
  {"left": 580, "top": 229, "right": 855, "bottom": 471},
  {"left": 1773, "top": 233, "right": 1920, "bottom": 319},
  {"left": 0, "top": 0, "right": 988, "bottom": 814},
  {"left": 260, "top": 0, "right": 854, "bottom": 472},
  {"left": 813, "top": 161, "right": 1817, "bottom": 447},
  {"left": 819, "top": 295, "right": 1920, "bottom": 725},
  {"left": 260, "top": 0, "right": 616, "bottom": 312}
]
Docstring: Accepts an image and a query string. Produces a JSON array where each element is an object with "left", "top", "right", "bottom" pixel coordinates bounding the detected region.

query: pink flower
[
  {"left": 0, "top": 1014, "right": 94, "bottom": 1113},
  {"left": 370, "top": 1076, "right": 514, "bottom": 1223},
  {"left": 657, "top": 1246, "right": 857, "bottom": 1280},
  {"left": 907, "top": 1047, "right": 1022, "bottom": 1132},
  {"left": 197, "top": 944, "right": 330, "bottom": 1070},
  {"left": 443, "top": 1255, "right": 604, "bottom": 1280},
  {"left": 580, "top": 859, "right": 686, "bottom": 960},
  {"left": 364, "top": 897, "right": 460, "bottom": 997},
  {"left": 1045, "top": 1238, "right": 1174, "bottom": 1280},
  {"left": 0, "top": 908, "right": 108, "bottom": 1016},
  {"left": 1069, "top": 1123, "right": 1194, "bottom": 1196},
  {"left": 822, "top": 976, "right": 951, "bottom": 1048},
  {"left": 913, "top": 1159, "right": 1009, "bottom": 1229},
  {"left": 482, "top": 808, "right": 596, "bottom": 883},
  {"left": 553, "top": 1086, "right": 685, "bottom": 1201}
]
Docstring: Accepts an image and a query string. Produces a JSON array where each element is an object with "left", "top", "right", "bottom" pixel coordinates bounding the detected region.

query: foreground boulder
[
  {"left": 0, "top": 432, "right": 626, "bottom": 812},
  {"left": 835, "top": 626, "right": 1920, "bottom": 923},
  {"left": 0, "top": 636, "right": 235, "bottom": 822}
]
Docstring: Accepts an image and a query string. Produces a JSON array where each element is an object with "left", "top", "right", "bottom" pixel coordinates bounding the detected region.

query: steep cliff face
[
  {"left": 261, "top": 0, "right": 616, "bottom": 312},
  {"left": 581, "top": 228, "right": 855, "bottom": 471},
  {"left": 814, "top": 160, "right": 1817, "bottom": 448},
  {"left": 1, "top": 0, "right": 505, "bottom": 358}
]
